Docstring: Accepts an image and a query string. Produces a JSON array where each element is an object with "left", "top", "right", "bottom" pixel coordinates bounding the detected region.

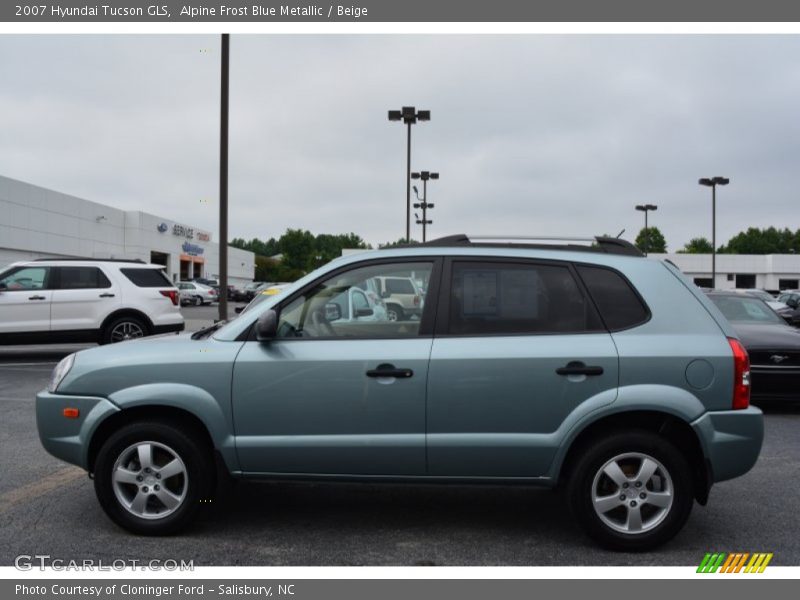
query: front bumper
[
  {"left": 35, "top": 391, "right": 120, "bottom": 470},
  {"left": 692, "top": 406, "right": 764, "bottom": 483},
  {"left": 750, "top": 367, "right": 800, "bottom": 401}
]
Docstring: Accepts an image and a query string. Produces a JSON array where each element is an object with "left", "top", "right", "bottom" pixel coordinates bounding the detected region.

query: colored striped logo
[{"left": 697, "top": 552, "right": 773, "bottom": 573}]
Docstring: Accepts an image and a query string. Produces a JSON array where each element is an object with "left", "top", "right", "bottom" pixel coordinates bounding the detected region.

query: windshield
[
  {"left": 239, "top": 292, "right": 271, "bottom": 315},
  {"left": 709, "top": 295, "right": 784, "bottom": 325}
]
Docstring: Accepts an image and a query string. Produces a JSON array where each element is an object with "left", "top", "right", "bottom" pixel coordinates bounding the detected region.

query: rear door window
[
  {"left": 447, "top": 261, "right": 603, "bottom": 335},
  {"left": 56, "top": 267, "right": 112, "bottom": 289}
]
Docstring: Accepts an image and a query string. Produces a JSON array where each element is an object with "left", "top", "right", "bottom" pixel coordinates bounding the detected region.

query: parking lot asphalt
[{"left": 1, "top": 308, "right": 799, "bottom": 566}]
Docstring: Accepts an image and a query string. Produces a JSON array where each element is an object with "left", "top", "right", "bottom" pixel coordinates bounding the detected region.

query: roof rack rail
[
  {"left": 416, "top": 234, "right": 643, "bottom": 257},
  {"left": 32, "top": 257, "right": 147, "bottom": 263}
]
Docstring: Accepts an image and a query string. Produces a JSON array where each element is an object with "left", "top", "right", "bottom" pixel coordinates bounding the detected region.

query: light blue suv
[{"left": 36, "top": 235, "right": 763, "bottom": 550}]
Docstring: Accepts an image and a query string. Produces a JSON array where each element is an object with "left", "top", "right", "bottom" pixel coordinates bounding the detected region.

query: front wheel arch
[{"left": 88, "top": 405, "right": 215, "bottom": 475}]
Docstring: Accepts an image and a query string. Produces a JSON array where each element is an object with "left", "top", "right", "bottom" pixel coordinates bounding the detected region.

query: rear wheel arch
[
  {"left": 100, "top": 309, "right": 154, "bottom": 335},
  {"left": 557, "top": 410, "right": 710, "bottom": 505}
]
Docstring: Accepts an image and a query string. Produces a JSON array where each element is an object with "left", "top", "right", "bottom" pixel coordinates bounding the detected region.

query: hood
[
  {"left": 59, "top": 332, "right": 243, "bottom": 398},
  {"left": 732, "top": 322, "right": 800, "bottom": 350}
]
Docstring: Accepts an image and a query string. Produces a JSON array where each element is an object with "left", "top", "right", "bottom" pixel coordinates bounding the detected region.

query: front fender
[
  {"left": 108, "top": 383, "right": 238, "bottom": 472},
  {"left": 546, "top": 384, "right": 708, "bottom": 480}
]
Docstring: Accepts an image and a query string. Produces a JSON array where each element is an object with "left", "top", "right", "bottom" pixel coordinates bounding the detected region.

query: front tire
[
  {"left": 93, "top": 420, "right": 215, "bottom": 535},
  {"left": 566, "top": 431, "right": 693, "bottom": 551},
  {"left": 386, "top": 304, "right": 404, "bottom": 322}
]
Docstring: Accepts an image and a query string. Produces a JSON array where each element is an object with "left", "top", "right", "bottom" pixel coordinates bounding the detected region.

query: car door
[
  {"left": 426, "top": 258, "right": 619, "bottom": 478},
  {"left": 0, "top": 266, "right": 52, "bottom": 335},
  {"left": 232, "top": 258, "right": 440, "bottom": 476},
  {"left": 50, "top": 266, "right": 121, "bottom": 333}
]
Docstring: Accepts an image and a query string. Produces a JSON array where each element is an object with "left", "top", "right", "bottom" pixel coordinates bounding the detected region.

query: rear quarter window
[
  {"left": 120, "top": 268, "right": 173, "bottom": 288},
  {"left": 576, "top": 265, "right": 650, "bottom": 331}
]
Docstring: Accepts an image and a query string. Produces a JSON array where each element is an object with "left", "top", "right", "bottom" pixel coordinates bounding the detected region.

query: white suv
[{"left": 0, "top": 259, "right": 184, "bottom": 345}]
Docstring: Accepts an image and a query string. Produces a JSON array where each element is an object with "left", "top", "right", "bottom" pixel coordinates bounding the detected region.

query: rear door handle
[
  {"left": 99, "top": 293, "right": 115, "bottom": 298},
  {"left": 366, "top": 363, "right": 414, "bottom": 379},
  {"left": 556, "top": 361, "right": 604, "bottom": 376},
  {"left": 28, "top": 295, "right": 46, "bottom": 300}
]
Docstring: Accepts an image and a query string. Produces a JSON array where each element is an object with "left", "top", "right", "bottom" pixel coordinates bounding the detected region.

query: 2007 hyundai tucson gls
[{"left": 36, "top": 235, "right": 763, "bottom": 550}]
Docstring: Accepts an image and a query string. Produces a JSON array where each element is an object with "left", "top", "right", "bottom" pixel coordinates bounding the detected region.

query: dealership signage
[
  {"left": 182, "top": 241, "right": 204, "bottom": 256},
  {"left": 172, "top": 224, "right": 195, "bottom": 239}
]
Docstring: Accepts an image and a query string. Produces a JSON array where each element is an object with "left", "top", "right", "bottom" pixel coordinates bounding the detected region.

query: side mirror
[
  {"left": 355, "top": 308, "right": 374, "bottom": 318},
  {"left": 255, "top": 309, "right": 278, "bottom": 341},
  {"left": 325, "top": 303, "right": 342, "bottom": 321}
]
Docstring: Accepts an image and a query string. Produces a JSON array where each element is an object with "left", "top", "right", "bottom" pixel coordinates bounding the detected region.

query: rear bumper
[
  {"left": 153, "top": 322, "right": 184, "bottom": 335},
  {"left": 692, "top": 406, "right": 764, "bottom": 483}
]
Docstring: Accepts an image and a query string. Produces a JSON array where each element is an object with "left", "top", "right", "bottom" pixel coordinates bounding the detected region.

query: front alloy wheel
[
  {"left": 94, "top": 420, "right": 215, "bottom": 535},
  {"left": 111, "top": 441, "right": 188, "bottom": 520}
]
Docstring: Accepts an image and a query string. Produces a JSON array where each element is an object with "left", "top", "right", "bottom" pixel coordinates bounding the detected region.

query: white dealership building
[
  {"left": 649, "top": 252, "right": 800, "bottom": 292},
  {"left": 0, "top": 175, "right": 255, "bottom": 286}
]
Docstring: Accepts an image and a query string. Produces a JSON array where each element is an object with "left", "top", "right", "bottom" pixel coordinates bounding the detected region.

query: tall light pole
[
  {"left": 388, "top": 107, "right": 430, "bottom": 243},
  {"left": 218, "top": 33, "right": 229, "bottom": 322},
  {"left": 635, "top": 203, "right": 657, "bottom": 256},
  {"left": 698, "top": 176, "right": 730, "bottom": 287},
  {"left": 412, "top": 170, "right": 438, "bottom": 242}
]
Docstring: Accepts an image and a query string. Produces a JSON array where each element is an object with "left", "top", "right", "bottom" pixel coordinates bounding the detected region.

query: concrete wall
[{"left": 0, "top": 175, "right": 255, "bottom": 287}]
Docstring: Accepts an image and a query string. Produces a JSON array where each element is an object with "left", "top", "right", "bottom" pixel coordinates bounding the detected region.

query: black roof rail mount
[
  {"left": 32, "top": 257, "right": 147, "bottom": 263},
  {"left": 413, "top": 234, "right": 643, "bottom": 257}
]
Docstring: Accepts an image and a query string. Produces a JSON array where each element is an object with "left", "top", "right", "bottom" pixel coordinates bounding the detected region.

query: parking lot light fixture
[
  {"left": 634, "top": 203, "right": 658, "bottom": 256},
  {"left": 388, "top": 106, "right": 430, "bottom": 243},
  {"left": 410, "top": 170, "right": 439, "bottom": 243},
  {"left": 698, "top": 176, "right": 730, "bottom": 287}
]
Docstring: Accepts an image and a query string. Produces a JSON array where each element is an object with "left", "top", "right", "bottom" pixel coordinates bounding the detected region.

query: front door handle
[
  {"left": 556, "top": 361, "right": 604, "bottom": 376},
  {"left": 366, "top": 363, "right": 414, "bottom": 379},
  {"left": 99, "top": 293, "right": 115, "bottom": 298},
  {"left": 28, "top": 295, "right": 46, "bottom": 301}
]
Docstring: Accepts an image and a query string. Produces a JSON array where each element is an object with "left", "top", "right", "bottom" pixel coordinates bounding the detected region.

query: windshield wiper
[{"left": 190, "top": 320, "right": 227, "bottom": 340}]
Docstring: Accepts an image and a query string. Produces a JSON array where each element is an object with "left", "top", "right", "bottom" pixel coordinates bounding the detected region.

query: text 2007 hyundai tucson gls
[{"left": 36, "top": 235, "right": 763, "bottom": 551}]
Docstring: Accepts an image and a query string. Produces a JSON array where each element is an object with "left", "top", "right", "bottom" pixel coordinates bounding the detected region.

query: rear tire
[
  {"left": 566, "top": 430, "right": 693, "bottom": 551},
  {"left": 386, "top": 304, "right": 404, "bottom": 322},
  {"left": 194, "top": 296, "right": 202, "bottom": 306},
  {"left": 101, "top": 316, "right": 149, "bottom": 344},
  {"left": 93, "top": 420, "right": 215, "bottom": 535}
]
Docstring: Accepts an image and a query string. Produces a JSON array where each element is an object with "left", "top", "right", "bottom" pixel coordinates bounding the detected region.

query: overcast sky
[{"left": 1, "top": 34, "right": 799, "bottom": 249}]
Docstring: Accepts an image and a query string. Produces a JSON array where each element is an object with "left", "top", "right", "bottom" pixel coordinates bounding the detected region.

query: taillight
[
  {"left": 728, "top": 337, "right": 750, "bottom": 410},
  {"left": 160, "top": 290, "right": 179, "bottom": 306},
  {"left": 210, "top": 289, "right": 217, "bottom": 296}
]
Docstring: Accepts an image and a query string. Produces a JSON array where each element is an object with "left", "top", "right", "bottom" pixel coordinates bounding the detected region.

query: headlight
[{"left": 48, "top": 354, "right": 75, "bottom": 393}]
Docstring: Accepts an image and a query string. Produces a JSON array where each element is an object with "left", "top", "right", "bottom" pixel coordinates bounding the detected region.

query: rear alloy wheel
[
  {"left": 567, "top": 431, "right": 693, "bottom": 551},
  {"left": 94, "top": 421, "right": 214, "bottom": 535},
  {"left": 102, "top": 316, "right": 148, "bottom": 344},
  {"left": 386, "top": 305, "right": 404, "bottom": 322}
]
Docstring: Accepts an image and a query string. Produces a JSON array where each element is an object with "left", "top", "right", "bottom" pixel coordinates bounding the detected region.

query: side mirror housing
[{"left": 255, "top": 309, "right": 278, "bottom": 341}]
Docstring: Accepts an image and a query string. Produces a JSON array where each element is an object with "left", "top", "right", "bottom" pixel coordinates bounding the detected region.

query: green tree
[
  {"left": 380, "top": 238, "right": 420, "bottom": 248},
  {"left": 634, "top": 226, "right": 667, "bottom": 254},
  {"left": 677, "top": 237, "right": 714, "bottom": 254},
  {"left": 718, "top": 227, "right": 800, "bottom": 254}
]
